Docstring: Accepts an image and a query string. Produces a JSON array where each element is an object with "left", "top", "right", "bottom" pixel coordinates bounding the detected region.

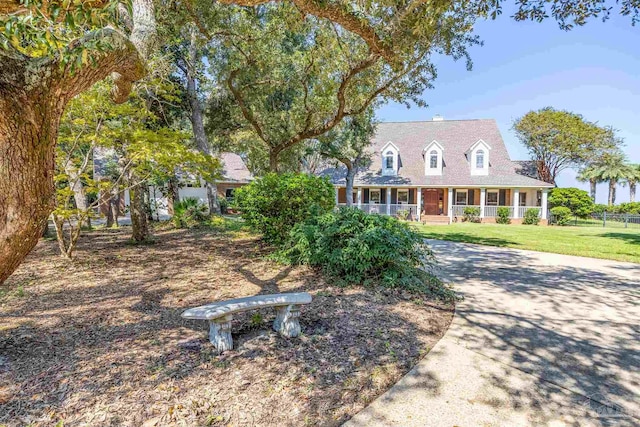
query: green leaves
[
  {"left": 548, "top": 187, "right": 595, "bottom": 218},
  {"left": 280, "top": 207, "right": 455, "bottom": 300},
  {"left": 233, "top": 172, "right": 336, "bottom": 244}
]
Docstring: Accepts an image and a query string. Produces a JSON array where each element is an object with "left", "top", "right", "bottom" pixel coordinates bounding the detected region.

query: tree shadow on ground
[
  {"left": 600, "top": 232, "right": 640, "bottom": 245},
  {"left": 416, "top": 231, "right": 518, "bottom": 248},
  {"left": 0, "top": 227, "right": 453, "bottom": 426},
  {"left": 426, "top": 240, "right": 640, "bottom": 426}
]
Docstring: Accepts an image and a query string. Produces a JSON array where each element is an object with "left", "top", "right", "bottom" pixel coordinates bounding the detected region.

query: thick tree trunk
[
  {"left": 608, "top": 180, "right": 616, "bottom": 206},
  {"left": 186, "top": 27, "right": 219, "bottom": 215},
  {"left": 589, "top": 179, "right": 597, "bottom": 202},
  {"left": 269, "top": 150, "right": 280, "bottom": 173},
  {"left": 167, "top": 177, "right": 180, "bottom": 215},
  {"left": 630, "top": 182, "right": 636, "bottom": 203},
  {"left": 345, "top": 164, "right": 355, "bottom": 207},
  {"left": 130, "top": 176, "right": 149, "bottom": 241},
  {"left": 0, "top": 62, "right": 61, "bottom": 284}
]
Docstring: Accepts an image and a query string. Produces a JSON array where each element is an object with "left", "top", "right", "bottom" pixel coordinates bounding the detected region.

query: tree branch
[{"left": 227, "top": 68, "right": 270, "bottom": 146}]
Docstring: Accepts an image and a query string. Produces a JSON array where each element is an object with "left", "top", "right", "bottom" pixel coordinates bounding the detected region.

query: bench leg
[
  {"left": 209, "top": 315, "right": 233, "bottom": 354},
  {"left": 273, "top": 305, "right": 301, "bottom": 338}
]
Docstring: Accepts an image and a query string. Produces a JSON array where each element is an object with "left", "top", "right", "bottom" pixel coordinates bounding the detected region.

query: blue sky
[{"left": 377, "top": 9, "right": 640, "bottom": 204}]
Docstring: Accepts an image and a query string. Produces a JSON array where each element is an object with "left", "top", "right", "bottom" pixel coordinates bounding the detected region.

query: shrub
[
  {"left": 522, "top": 208, "right": 540, "bottom": 225},
  {"left": 280, "top": 207, "right": 455, "bottom": 300},
  {"left": 618, "top": 202, "right": 640, "bottom": 214},
  {"left": 551, "top": 206, "right": 573, "bottom": 226},
  {"left": 233, "top": 173, "right": 335, "bottom": 244},
  {"left": 548, "top": 187, "right": 594, "bottom": 218},
  {"left": 462, "top": 206, "right": 481, "bottom": 223},
  {"left": 396, "top": 209, "right": 410, "bottom": 220},
  {"left": 218, "top": 195, "right": 228, "bottom": 214},
  {"left": 593, "top": 204, "right": 610, "bottom": 214},
  {"left": 496, "top": 207, "right": 511, "bottom": 224},
  {"left": 173, "top": 197, "right": 208, "bottom": 228}
]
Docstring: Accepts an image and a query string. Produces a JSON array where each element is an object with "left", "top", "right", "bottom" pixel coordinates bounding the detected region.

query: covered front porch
[{"left": 335, "top": 187, "right": 549, "bottom": 223}]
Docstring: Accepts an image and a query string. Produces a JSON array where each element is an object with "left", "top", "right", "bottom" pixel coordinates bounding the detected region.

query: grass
[{"left": 413, "top": 222, "right": 640, "bottom": 263}]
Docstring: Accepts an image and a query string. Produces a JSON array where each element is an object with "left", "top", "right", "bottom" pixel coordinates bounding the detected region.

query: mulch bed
[{"left": 0, "top": 225, "right": 453, "bottom": 426}]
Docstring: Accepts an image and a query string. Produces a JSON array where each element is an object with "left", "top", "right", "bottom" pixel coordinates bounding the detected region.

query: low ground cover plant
[
  {"left": 234, "top": 173, "right": 335, "bottom": 244},
  {"left": 463, "top": 206, "right": 481, "bottom": 223},
  {"left": 551, "top": 206, "right": 573, "bottom": 225},
  {"left": 279, "top": 207, "right": 456, "bottom": 301},
  {"left": 496, "top": 207, "right": 511, "bottom": 224},
  {"left": 173, "top": 198, "right": 209, "bottom": 228},
  {"left": 522, "top": 208, "right": 541, "bottom": 225}
]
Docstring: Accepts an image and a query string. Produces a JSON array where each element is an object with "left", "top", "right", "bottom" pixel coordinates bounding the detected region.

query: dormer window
[
  {"left": 468, "top": 139, "right": 491, "bottom": 176},
  {"left": 381, "top": 142, "right": 399, "bottom": 176},
  {"left": 476, "top": 150, "right": 484, "bottom": 169},
  {"left": 423, "top": 140, "right": 443, "bottom": 176},
  {"left": 429, "top": 150, "right": 438, "bottom": 169},
  {"left": 385, "top": 151, "right": 394, "bottom": 169}
]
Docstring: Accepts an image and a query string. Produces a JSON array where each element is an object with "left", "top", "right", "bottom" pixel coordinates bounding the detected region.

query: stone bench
[{"left": 181, "top": 292, "right": 313, "bottom": 354}]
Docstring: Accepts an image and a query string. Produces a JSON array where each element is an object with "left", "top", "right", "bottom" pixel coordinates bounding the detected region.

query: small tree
[
  {"left": 513, "top": 108, "right": 618, "bottom": 185},
  {"left": 234, "top": 173, "right": 335, "bottom": 244},
  {"left": 577, "top": 165, "right": 601, "bottom": 202},
  {"left": 548, "top": 187, "right": 595, "bottom": 218},
  {"left": 593, "top": 151, "right": 632, "bottom": 206},
  {"left": 627, "top": 164, "right": 640, "bottom": 203},
  {"left": 318, "top": 109, "right": 376, "bottom": 206}
]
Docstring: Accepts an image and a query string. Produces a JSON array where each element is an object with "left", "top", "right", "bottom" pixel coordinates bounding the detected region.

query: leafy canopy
[
  {"left": 233, "top": 173, "right": 335, "bottom": 244},
  {"left": 548, "top": 187, "right": 595, "bottom": 218},
  {"left": 512, "top": 107, "right": 618, "bottom": 184}
]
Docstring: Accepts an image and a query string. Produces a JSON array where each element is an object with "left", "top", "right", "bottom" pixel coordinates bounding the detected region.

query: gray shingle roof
[
  {"left": 219, "top": 152, "right": 253, "bottom": 183},
  {"left": 318, "top": 119, "right": 553, "bottom": 188}
]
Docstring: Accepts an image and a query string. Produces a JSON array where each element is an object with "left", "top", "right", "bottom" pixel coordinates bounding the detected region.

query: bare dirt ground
[{"left": 0, "top": 224, "right": 453, "bottom": 426}]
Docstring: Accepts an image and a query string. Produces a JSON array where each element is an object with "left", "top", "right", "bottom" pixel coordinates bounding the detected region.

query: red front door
[{"left": 423, "top": 189, "right": 439, "bottom": 215}]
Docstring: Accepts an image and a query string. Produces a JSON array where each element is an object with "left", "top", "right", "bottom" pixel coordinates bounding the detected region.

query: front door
[{"left": 423, "top": 189, "right": 439, "bottom": 215}]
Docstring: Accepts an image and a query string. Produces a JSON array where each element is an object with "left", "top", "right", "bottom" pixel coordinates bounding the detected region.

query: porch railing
[
  {"left": 390, "top": 204, "right": 418, "bottom": 218},
  {"left": 337, "top": 203, "right": 419, "bottom": 219},
  {"left": 518, "top": 206, "right": 541, "bottom": 218},
  {"left": 451, "top": 205, "right": 480, "bottom": 218}
]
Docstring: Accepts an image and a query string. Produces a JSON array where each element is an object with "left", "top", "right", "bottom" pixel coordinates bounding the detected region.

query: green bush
[
  {"left": 218, "top": 196, "right": 228, "bottom": 214},
  {"left": 618, "top": 202, "right": 640, "bottom": 214},
  {"left": 233, "top": 173, "right": 335, "bottom": 244},
  {"left": 548, "top": 187, "right": 594, "bottom": 218},
  {"left": 496, "top": 207, "right": 511, "bottom": 224},
  {"left": 593, "top": 204, "right": 610, "bottom": 214},
  {"left": 462, "top": 206, "right": 481, "bottom": 223},
  {"left": 551, "top": 206, "right": 573, "bottom": 226},
  {"left": 522, "top": 208, "right": 541, "bottom": 225},
  {"left": 173, "top": 197, "right": 208, "bottom": 228},
  {"left": 280, "top": 207, "right": 455, "bottom": 300}
]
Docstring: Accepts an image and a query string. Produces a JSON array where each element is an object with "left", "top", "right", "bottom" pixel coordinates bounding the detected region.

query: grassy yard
[{"left": 413, "top": 223, "right": 640, "bottom": 263}]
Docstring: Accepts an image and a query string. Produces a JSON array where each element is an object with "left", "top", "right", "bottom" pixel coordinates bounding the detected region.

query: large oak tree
[{"left": 1, "top": 0, "right": 639, "bottom": 284}]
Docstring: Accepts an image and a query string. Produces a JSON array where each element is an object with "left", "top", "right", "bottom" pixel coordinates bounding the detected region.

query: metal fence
[{"left": 548, "top": 212, "right": 640, "bottom": 229}]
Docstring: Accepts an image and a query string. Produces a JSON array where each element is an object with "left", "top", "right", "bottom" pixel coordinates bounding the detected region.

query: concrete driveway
[{"left": 347, "top": 240, "right": 640, "bottom": 426}]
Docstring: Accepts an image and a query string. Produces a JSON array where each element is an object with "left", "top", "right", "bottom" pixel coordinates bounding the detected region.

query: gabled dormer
[
  {"left": 381, "top": 141, "right": 399, "bottom": 176},
  {"left": 423, "top": 140, "right": 444, "bottom": 176},
  {"left": 467, "top": 139, "right": 491, "bottom": 176}
]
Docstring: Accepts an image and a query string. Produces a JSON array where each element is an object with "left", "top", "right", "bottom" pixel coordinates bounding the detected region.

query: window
[
  {"left": 385, "top": 151, "right": 394, "bottom": 169},
  {"left": 352, "top": 191, "right": 357, "bottom": 203},
  {"left": 225, "top": 188, "right": 235, "bottom": 199},
  {"left": 476, "top": 150, "right": 484, "bottom": 169},
  {"left": 455, "top": 190, "right": 468, "bottom": 205},
  {"left": 536, "top": 191, "right": 542, "bottom": 207},
  {"left": 429, "top": 150, "right": 438, "bottom": 169},
  {"left": 397, "top": 189, "right": 409, "bottom": 204},
  {"left": 486, "top": 191, "right": 498, "bottom": 206},
  {"left": 370, "top": 189, "right": 381, "bottom": 204},
  {"left": 519, "top": 192, "right": 527, "bottom": 206}
]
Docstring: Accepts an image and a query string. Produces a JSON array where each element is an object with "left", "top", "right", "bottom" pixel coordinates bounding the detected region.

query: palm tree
[
  {"left": 577, "top": 165, "right": 601, "bottom": 202},
  {"left": 594, "top": 151, "right": 632, "bottom": 206},
  {"left": 626, "top": 164, "right": 640, "bottom": 203}
]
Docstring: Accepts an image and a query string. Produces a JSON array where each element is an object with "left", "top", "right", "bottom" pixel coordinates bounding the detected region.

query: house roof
[
  {"left": 318, "top": 119, "right": 554, "bottom": 188},
  {"left": 219, "top": 152, "right": 253, "bottom": 183}
]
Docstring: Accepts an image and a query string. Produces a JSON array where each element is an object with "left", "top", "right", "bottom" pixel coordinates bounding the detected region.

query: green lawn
[{"left": 413, "top": 222, "right": 640, "bottom": 263}]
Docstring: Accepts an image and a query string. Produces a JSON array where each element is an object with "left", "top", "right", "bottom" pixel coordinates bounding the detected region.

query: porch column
[
  {"left": 541, "top": 189, "right": 549, "bottom": 219},
  {"left": 386, "top": 187, "right": 391, "bottom": 215},
  {"left": 513, "top": 188, "right": 520, "bottom": 218},
  {"left": 447, "top": 188, "right": 453, "bottom": 220},
  {"left": 480, "top": 188, "right": 486, "bottom": 218},
  {"left": 357, "top": 187, "right": 362, "bottom": 207},
  {"left": 416, "top": 188, "right": 422, "bottom": 221}
]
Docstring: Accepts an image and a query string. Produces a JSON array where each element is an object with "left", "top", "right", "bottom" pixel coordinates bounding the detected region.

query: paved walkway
[{"left": 346, "top": 241, "right": 640, "bottom": 427}]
